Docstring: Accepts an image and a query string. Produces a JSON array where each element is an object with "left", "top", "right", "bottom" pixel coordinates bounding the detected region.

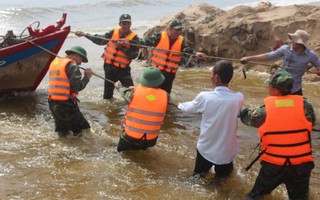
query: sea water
[
  {"left": 1, "top": 1, "right": 320, "bottom": 199},
  {"left": 2, "top": 0, "right": 319, "bottom": 63},
  {"left": 1, "top": 0, "right": 320, "bottom": 34}
]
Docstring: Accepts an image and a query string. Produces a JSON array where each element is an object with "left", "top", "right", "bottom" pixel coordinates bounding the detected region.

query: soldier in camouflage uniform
[
  {"left": 75, "top": 14, "right": 139, "bottom": 99},
  {"left": 141, "top": 19, "right": 206, "bottom": 95},
  {"left": 48, "top": 46, "right": 93, "bottom": 138},
  {"left": 240, "top": 70, "right": 316, "bottom": 200}
]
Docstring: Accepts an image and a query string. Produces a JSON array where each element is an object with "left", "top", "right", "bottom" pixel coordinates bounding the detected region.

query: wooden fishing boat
[{"left": 0, "top": 13, "right": 70, "bottom": 95}]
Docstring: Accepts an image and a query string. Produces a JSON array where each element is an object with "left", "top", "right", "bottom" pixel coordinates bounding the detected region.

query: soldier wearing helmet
[{"left": 48, "top": 46, "right": 93, "bottom": 138}]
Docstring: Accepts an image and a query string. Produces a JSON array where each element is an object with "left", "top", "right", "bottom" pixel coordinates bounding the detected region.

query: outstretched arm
[
  {"left": 239, "top": 106, "right": 266, "bottom": 128},
  {"left": 74, "top": 30, "right": 113, "bottom": 45},
  {"left": 240, "top": 54, "right": 269, "bottom": 64},
  {"left": 114, "top": 81, "right": 134, "bottom": 103}
]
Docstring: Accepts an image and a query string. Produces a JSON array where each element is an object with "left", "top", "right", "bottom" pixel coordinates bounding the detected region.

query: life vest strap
[
  {"left": 264, "top": 151, "right": 312, "bottom": 159},
  {"left": 139, "top": 133, "right": 147, "bottom": 141},
  {"left": 263, "top": 128, "right": 310, "bottom": 137},
  {"left": 268, "top": 140, "right": 310, "bottom": 147}
]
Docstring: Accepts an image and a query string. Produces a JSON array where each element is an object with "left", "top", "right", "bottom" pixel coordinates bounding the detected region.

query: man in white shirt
[{"left": 178, "top": 60, "right": 244, "bottom": 178}]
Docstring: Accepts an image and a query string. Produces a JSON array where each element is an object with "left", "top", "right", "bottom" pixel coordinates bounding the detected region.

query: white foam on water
[{"left": 224, "top": 0, "right": 320, "bottom": 10}]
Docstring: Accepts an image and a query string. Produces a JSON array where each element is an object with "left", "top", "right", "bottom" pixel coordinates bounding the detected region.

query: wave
[
  {"left": 224, "top": 0, "right": 320, "bottom": 10},
  {"left": 1, "top": 0, "right": 159, "bottom": 12},
  {"left": 2, "top": 0, "right": 320, "bottom": 34}
]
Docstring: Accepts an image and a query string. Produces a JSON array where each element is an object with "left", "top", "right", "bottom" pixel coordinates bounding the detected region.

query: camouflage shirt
[
  {"left": 84, "top": 29, "right": 140, "bottom": 60},
  {"left": 116, "top": 86, "right": 134, "bottom": 103},
  {"left": 66, "top": 62, "right": 89, "bottom": 93},
  {"left": 116, "top": 85, "right": 169, "bottom": 103},
  {"left": 240, "top": 98, "right": 316, "bottom": 128}
]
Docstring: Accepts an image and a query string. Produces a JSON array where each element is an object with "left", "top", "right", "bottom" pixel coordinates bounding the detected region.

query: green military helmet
[
  {"left": 65, "top": 46, "right": 88, "bottom": 63},
  {"left": 139, "top": 67, "right": 165, "bottom": 87}
]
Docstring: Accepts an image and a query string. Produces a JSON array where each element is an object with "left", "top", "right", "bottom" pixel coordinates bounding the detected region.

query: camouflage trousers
[
  {"left": 247, "top": 161, "right": 314, "bottom": 200},
  {"left": 48, "top": 100, "right": 90, "bottom": 135}
]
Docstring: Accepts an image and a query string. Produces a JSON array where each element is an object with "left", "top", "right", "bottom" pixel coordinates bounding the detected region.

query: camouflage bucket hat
[
  {"left": 119, "top": 14, "right": 131, "bottom": 23},
  {"left": 170, "top": 19, "right": 183, "bottom": 29},
  {"left": 268, "top": 70, "right": 294, "bottom": 93}
]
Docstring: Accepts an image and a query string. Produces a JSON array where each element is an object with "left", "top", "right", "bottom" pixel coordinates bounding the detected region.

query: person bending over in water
[{"left": 116, "top": 67, "right": 168, "bottom": 152}]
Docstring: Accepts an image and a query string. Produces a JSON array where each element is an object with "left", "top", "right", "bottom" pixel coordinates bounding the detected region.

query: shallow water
[
  {"left": 0, "top": 59, "right": 319, "bottom": 199},
  {"left": 2, "top": 0, "right": 320, "bottom": 198}
]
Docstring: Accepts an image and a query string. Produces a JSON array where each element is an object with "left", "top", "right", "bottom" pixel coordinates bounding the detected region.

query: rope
[
  {"left": 71, "top": 30, "right": 272, "bottom": 66},
  {"left": 19, "top": 38, "right": 119, "bottom": 86},
  {"left": 78, "top": 66, "right": 115, "bottom": 84},
  {"left": 74, "top": 30, "right": 320, "bottom": 74},
  {"left": 24, "top": 39, "right": 61, "bottom": 58},
  {"left": 21, "top": 32, "right": 314, "bottom": 84}
]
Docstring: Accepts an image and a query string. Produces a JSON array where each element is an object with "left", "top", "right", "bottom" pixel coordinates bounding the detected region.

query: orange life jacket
[
  {"left": 48, "top": 57, "right": 77, "bottom": 102},
  {"left": 150, "top": 31, "right": 183, "bottom": 73},
  {"left": 102, "top": 28, "right": 137, "bottom": 68},
  {"left": 258, "top": 95, "right": 313, "bottom": 166},
  {"left": 123, "top": 84, "right": 168, "bottom": 140}
]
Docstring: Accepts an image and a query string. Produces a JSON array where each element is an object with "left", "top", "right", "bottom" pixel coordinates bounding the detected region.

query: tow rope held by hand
[
  {"left": 21, "top": 37, "right": 128, "bottom": 93},
  {"left": 78, "top": 66, "right": 130, "bottom": 100},
  {"left": 73, "top": 30, "right": 320, "bottom": 76},
  {"left": 78, "top": 66, "right": 115, "bottom": 85},
  {"left": 71, "top": 30, "right": 246, "bottom": 63},
  {"left": 72, "top": 30, "right": 292, "bottom": 80}
]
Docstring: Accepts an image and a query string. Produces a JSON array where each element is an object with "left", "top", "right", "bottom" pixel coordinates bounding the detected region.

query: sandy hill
[{"left": 143, "top": 2, "right": 320, "bottom": 75}]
